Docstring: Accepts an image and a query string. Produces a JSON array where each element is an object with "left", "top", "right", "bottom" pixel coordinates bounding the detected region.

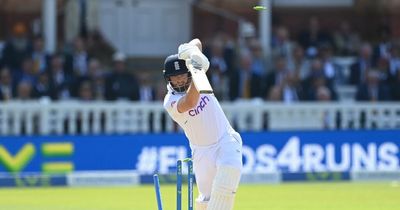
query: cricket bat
[
  {"left": 179, "top": 39, "right": 213, "bottom": 94},
  {"left": 187, "top": 61, "right": 214, "bottom": 94}
]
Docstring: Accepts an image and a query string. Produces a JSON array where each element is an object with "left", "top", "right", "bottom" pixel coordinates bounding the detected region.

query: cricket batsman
[{"left": 163, "top": 39, "right": 243, "bottom": 210}]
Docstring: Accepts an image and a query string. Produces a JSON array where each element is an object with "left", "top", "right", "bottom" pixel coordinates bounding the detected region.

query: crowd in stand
[
  {"left": 0, "top": 22, "right": 147, "bottom": 102},
  {"left": 203, "top": 17, "right": 400, "bottom": 103},
  {"left": 1, "top": 17, "right": 400, "bottom": 103}
]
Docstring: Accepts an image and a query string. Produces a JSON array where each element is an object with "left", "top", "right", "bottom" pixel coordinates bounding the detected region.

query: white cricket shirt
[{"left": 163, "top": 88, "right": 234, "bottom": 146}]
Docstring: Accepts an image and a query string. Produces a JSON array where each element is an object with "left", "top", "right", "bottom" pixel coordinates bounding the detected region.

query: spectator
[
  {"left": 264, "top": 56, "right": 289, "bottom": 98},
  {"left": 267, "top": 85, "right": 282, "bottom": 101},
  {"left": 304, "top": 73, "right": 332, "bottom": 101},
  {"left": 316, "top": 86, "right": 332, "bottom": 101},
  {"left": 65, "top": 36, "right": 90, "bottom": 76},
  {"left": 138, "top": 72, "right": 156, "bottom": 102},
  {"left": 333, "top": 21, "right": 361, "bottom": 56},
  {"left": 319, "top": 44, "right": 339, "bottom": 84},
  {"left": 73, "top": 58, "right": 105, "bottom": 99},
  {"left": 0, "top": 67, "right": 14, "bottom": 101},
  {"left": 303, "top": 58, "right": 337, "bottom": 101},
  {"left": 356, "top": 70, "right": 391, "bottom": 101},
  {"left": 272, "top": 26, "right": 295, "bottom": 69},
  {"left": 292, "top": 44, "right": 311, "bottom": 81},
  {"left": 298, "top": 16, "right": 332, "bottom": 58},
  {"left": 77, "top": 80, "right": 94, "bottom": 101},
  {"left": 104, "top": 52, "right": 140, "bottom": 101},
  {"left": 33, "top": 72, "right": 54, "bottom": 99},
  {"left": 15, "top": 56, "right": 38, "bottom": 86},
  {"left": 0, "top": 22, "right": 32, "bottom": 71},
  {"left": 48, "top": 54, "right": 74, "bottom": 100},
  {"left": 237, "top": 22, "right": 257, "bottom": 57},
  {"left": 281, "top": 72, "right": 304, "bottom": 103},
  {"left": 250, "top": 39, "right": 267, "bottom": 76},
  {"left": 16, "top": 81, "right": 33, "bottom": 100},
  {"left": 207, "top": 39, "right": 230, "bottom": 100},
  {"left": 31, "top": 35, "right": 50, "bottom": 73},
  {"left": 373, "top": 25, "right": 392, "bottom": 62},
  {"left": 350, "top": 43, "right": 374, "bottom": 85},
  {"left": 230, "top": 53, "right": 263, "bottom": 100},
  {"left": 375, "top": 58, "right": 390, "bottom": 82},
  {"left": 88, "top": 59, "right": 105, "bottom": 100},
  {"left": 204, "top": 32, "right": 236, "bottom": 74},
  {"left": 87, "top": 30, "right": 115, "bottom": 69}
]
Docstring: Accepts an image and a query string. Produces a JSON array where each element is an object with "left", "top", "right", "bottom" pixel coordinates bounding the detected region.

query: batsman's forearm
[{"left": 186, "top": 82, "right": 200, "bottom": 104}]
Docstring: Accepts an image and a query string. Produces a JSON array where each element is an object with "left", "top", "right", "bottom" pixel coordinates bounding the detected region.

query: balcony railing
[{"left": 1, "top": 100, "right": 399, "bottom": 136}]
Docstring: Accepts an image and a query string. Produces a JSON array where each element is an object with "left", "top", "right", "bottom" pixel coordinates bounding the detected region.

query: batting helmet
[{"left": 163, "top": 54, "right": 191, "bottom": 93}]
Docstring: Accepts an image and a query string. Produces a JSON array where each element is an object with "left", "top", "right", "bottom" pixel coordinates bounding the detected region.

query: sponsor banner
[
  {"left": 0, "top": 173, "right": 67, "bottom": 187},
  {"left": 0, "top": 134, "right": 188, "bottom": 173},
  {"left": 241, "top": 131, "right": 400, "bottom": 174},
  {"left": 0, "top": 130, "right": 399, "bottom": 174},
  {"left": 240, "top": 173, "right": 281, "bottom": 184},
  {"left": 140, "top": 174, "right": 186, "bottom": 185},
  {"left": 67, "top": 170, "right": 139, "bottom": 187},
  {"left": 140, "top": 173, "right": 281, "bottom": 184},
  {"left": 282, "top": 171, "right": 350, "bottom": 182},
  {"left": 351, "top": 171, "right": 400, "bottom": 182}
]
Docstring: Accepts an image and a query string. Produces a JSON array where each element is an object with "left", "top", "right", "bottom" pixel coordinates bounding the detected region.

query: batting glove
[{"left": 178, "top": 43, "right": 210, "bottom": 72}]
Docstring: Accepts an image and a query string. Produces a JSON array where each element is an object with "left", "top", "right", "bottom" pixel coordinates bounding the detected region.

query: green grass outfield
[{"left": 0, "top": 182, "right": 399, "bottom": 210}]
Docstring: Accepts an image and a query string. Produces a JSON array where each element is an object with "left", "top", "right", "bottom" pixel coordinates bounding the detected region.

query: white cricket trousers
[{"left": 190, "top": 131, "right": 243, "bottom": 200}]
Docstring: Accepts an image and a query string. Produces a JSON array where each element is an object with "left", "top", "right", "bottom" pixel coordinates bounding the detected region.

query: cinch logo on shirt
[{"left": 189, "top": 96, "right": 210, "bottom": 116}]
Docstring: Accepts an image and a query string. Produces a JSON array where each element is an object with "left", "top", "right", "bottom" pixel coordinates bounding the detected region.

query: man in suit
[
  {"left": 350, "top": 43, "right": 374, "bottom": 85},
  {"left": 104, "top": 52, "right": 140, "bottom": 101},
  {"left": 356, "top": 70, "right": 391, "bottom": 101}
]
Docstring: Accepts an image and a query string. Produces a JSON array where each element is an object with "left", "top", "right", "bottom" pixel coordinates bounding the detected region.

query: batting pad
[{"left": 207, "top": 166, "right": 241, "bottom": 210}]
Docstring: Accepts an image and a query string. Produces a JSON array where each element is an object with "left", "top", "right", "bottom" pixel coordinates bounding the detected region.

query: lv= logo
[{"left": 0, "top": 142, "right": 74, "bottom": 173}]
